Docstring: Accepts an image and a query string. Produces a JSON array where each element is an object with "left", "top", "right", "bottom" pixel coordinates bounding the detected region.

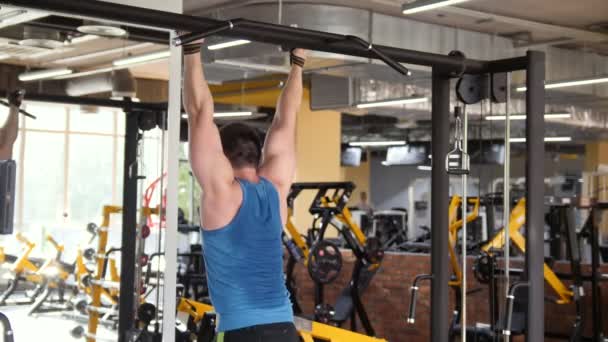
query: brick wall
[{"left": 290, "top": 251, "right": 608, "bottom": 341}]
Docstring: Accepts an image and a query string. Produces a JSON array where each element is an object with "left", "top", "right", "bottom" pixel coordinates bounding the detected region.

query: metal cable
[{"left": 502, "top": 73, "right": 512, "bottom": 342}]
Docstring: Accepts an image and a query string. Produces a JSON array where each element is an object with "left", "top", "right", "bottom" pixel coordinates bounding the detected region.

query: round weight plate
[
  {"left": 141, "top": 225, "right": 151, "bottom": 239},
  {"left": 307, "top": 240, "right": 342, "bottom": 284},
  {"left": 140, "top": 254, "right": 149, "bottom": 267},
  {"left": 138, "top": 302, "right": 156, "bottom": 325},
  {"left": 83, "top": 248, "right": 96, "bottom": 261},
  {"left": 86, "top": 223, "right": 98, "bottom": 235},
  {"left": 74, "top": 298, "right": 88, "bottom": 315},
  {"left": 81, "top": 274, "right": 92, "bottom": 288},
  {"left": 70, "top": 326, "right": 85, "bottom": 339}
]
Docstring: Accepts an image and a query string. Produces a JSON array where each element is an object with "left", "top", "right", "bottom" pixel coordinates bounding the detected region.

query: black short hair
[{"left": 219, "top": 122, "right": 262, "bottom": 169}]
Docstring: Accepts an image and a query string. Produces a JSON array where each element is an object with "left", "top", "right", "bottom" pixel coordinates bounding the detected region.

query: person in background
[
  {"left": 0, "top": 90, "right": 23, "bottom": 160},
  {"left": 356, "top": 191, "right": 374, "bottom": 214}
]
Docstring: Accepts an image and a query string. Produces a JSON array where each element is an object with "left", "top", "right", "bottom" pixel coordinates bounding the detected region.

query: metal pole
[
  {"left": 461, "top": 106, "right": 468, "bottom": 342},
  {"left": 524, "top": 50, "right": 545, "bottom": 342},
  {"left": 431, "top": 68, "right": 450, "bottom": 342},
  {"left": 161, "top": 29, "right": 182, "bottom": 342},
  {"left": 503, "top": 73, "right": 511, "bottom": 342},
  {"left": 590, "top": 209, "right": 602, "bottom": 342},
  {"left": 118, "top": 112, "right": 139, "bottom": 342}
]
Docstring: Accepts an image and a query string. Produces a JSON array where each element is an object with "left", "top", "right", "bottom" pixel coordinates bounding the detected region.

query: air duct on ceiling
[
  {"left": 19, "top": 25, "right": 64, "bottom": 49},
  {"left": 65, "top": 69, "right": 136, "bottom": 97}
]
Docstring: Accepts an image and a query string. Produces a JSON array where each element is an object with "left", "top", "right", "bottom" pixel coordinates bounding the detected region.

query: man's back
[{"left": 201, "top": 177, "right": 292, "bottom": 332}]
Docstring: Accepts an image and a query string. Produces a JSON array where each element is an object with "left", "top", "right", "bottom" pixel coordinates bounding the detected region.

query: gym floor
[{"left": 1, "top": 305, "right": 116, "bottom": 341}]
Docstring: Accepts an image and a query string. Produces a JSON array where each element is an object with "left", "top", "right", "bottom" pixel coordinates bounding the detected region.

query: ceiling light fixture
[
  {"left": 516, "top": 76, "right": 608, "bottom": 92},
  {"left": 18, "top": 68, "right": 73, "bottom": 81},
  {"left": 207, "top": 39, "right": 251, "bottom": 50},
  {"left": 53, "top": 42, "right": 153, "bottom": 64},
  {"left": 349, "top": 140, "right": 407, "bottom": 147},
  {"left": 113, "top": 50, "right": 170, "bottom": 66},
  {"left": 402, "top": 0, "right": 471, "bottom": 15},
  {"left": 417, "top": 165, "right": 432, "bottom": 171},
  {"left": 213, "top": 111, "right": 253, "bottom": 118},
  {"left": 356, "top": 97, "right": 428, "bottom": 109},
  {"left": 485, "top": 113, "right": 572, "bottom": 121},
  {"left": 0, "top": 9, "right": 27, "bottom": 22},
  {"left": 181, "top": 111, "right": 254, "bottom": 119},
  {"left": 510, "top": 136, "right": 572, "bottom": 143}
]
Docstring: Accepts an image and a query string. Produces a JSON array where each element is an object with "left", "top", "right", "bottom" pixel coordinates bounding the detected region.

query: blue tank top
[{"left": 201, "top": 177, "right": 293, "bottom": 332}]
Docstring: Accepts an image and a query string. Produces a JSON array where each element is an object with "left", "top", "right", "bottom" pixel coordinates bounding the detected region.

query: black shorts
[{"left": 217, "top": 322, "right": 299, "bottom": 342}]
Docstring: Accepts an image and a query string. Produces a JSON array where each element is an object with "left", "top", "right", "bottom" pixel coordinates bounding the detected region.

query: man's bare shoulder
[{"left": 200, "top": 180, "right": 242, "bottom": 231}]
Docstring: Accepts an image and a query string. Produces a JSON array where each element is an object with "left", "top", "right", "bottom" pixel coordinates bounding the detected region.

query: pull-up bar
[
  {"left": 173, "top": 20, "right": 412, "bottom": 76},
  {"left": 2, "top": 0, "right": 496, "bottom": 74}
]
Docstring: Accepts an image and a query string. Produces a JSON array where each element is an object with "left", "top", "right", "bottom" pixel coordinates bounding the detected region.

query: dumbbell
[{"left": 70, "top": 326, "right": 115, "bottom": 341}]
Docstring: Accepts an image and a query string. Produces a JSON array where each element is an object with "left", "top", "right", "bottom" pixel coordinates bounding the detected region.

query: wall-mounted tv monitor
[{"left": 385, "top": 144, "right": 428, "bottom": 165}]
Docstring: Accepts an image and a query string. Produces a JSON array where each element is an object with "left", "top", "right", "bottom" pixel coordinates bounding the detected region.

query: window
[
  {"left": 69, "top": 107, "right": 115, "bottom": 134},
  {"left": 22, "top": 131, "right": 65, "bottom": 228},
  {"left": 8, "top": 102, "right": 168, "bottom": 249},
  {"left": 67, "top": 134, "right": 114, "bottom": 224},
  {"left": 23, "top": 102, "right": 66, "bottom": 131}
]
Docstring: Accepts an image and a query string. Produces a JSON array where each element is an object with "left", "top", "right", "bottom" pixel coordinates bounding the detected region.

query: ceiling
[
  {"left": 185, "top": 0, "right": 608, "bottom": 54},
  {"left": 0, "top": 1, "right": 606, "bottom": 145}
]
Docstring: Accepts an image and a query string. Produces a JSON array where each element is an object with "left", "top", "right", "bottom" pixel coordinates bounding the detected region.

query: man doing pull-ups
[{"left": 183, "top": 37, "right": 307, "bottom": 342}]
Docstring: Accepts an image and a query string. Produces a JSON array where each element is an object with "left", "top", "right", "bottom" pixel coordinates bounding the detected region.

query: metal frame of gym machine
[{"left": 1, "top": 1, "right": 546, "bottom": 341}]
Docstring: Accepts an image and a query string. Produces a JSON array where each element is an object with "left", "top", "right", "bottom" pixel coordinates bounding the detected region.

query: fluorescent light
[
  {"left": 214, "top": 111, "right": 253, "bottom": 118},
  {"left": 402, "top": 0, "right": 471, "bottom": 14},
  {"left": 356, "top": 97, "right": 428, "bottom": 109},
  {"left": 53, "top": 66, "right": 114, "bottom": 80},
  {"left": 545, "top": 113, "right": 572, "bottom": 119},
  {"left": 68, "top": 34, "right": 100, "bottom": 45},
  {"left": 19, "top": 68, "right": 73, "bottom": 82},
  {"left": 0, "top": 9, "right": 27, "bottom": 21},
  {"left": 214, "top": 60, "right": 290, "bottom": 73},
  {"left": 485, "top": 113, "right": 571, "bottom": 121},
  {"left": 349, "top": 140, "right": 407, "bottom": 147},
  {"left": 544, "top": 136, "right": 572, "bottom": 142},
  {"left": 417, "top": 165, "right": 432, "bottom": 171},
  {"left": 485, "top": 114, "right": 526, "bottom": 121},
  {"left": 53, "top": 42, "right": 153, "bottom": 64},
  {"left": 516, "top": 76, "right": 608, "bottom": 92},
  {"left": 510, "top": 136, "right": 572, "bottom": 143},
  {"left": 113, "top": 50, "right": 170, "bottom": 66},
  {"left": 181, "top": 112, "right": 254, "bottom": 119},
  {"left": 208, "top": 39, "right": 251, "bottom": 50}
]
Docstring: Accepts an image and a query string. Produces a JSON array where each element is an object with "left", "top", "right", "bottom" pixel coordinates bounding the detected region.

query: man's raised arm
[
  {"left": 260, "top": 49, "right": 307, "bottom": 196},
  {"left": 182, "top": 40, "right": 234, "bottom": 193},
  {"left": 0, "top": 90, "right": 23, "bottom": 160}
]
